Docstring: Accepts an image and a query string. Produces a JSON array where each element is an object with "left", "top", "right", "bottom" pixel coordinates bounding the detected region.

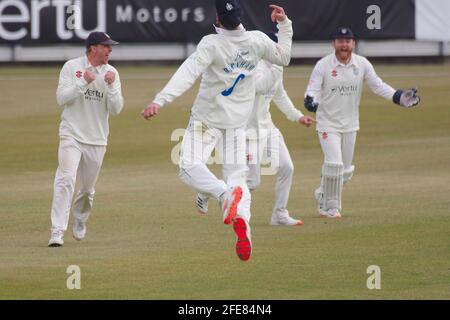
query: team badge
[
  {"left": 75, "top": 71, "right": 82, "bottom": 78},
  {"left": 226, "top": 3, "right": 234, "bottom": 11},
  {"left": 331, "top": 69, "right": 338, "bottom": 77},
  {"left": 322, "top": 132, "right": 328, "bottom": 140}
]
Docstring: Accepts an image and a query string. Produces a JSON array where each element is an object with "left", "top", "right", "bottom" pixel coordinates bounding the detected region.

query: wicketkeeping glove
[
  {"left": 304, "top": 95, "right": 319, "bottom": 113},
  {"left": 393, "top": 87, "right": 420, "bottom": 108}
]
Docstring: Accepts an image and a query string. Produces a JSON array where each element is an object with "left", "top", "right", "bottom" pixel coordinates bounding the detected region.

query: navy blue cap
[
  {"left": 86, "top": 32, "right": 119, "bottom": 48},
  {"left": 332, "top": 27, "right": 355, "bottom": 40},
  {"left": 216, "top": 0, "right": 242, "bottom": 30}
]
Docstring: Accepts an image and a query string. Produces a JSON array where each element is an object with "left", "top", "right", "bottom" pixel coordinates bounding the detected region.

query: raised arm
[
  {"left": 260, "top": 5, "right": 293, "bottom": 67},
  {"left": 105, "top": 70, "right": 124, "bottom": 116},
  {"left": 142, "top": 37, "right": 214, "bottom": 119},
  {"left": 364, "top": 58, "right": 420, "bottom": 108}
]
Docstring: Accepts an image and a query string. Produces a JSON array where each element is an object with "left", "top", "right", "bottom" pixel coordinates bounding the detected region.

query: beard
[{"left": 337, "top": 48, "right": 352, "bottom": 60}]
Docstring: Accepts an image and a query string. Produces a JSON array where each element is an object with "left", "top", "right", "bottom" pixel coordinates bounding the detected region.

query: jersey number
[{"left": 221, "top": 73, "right": 246, "bottom": 96}]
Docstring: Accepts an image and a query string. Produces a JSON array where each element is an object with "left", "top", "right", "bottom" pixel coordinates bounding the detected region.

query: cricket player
[
  {"left": 48, "top": 32, "right": 124, "bottom": 246},
  {"left": 304, "top": 27, "right": 420, "bottom": 219},
  {"left": 197, "top": 42, "right": 316, "bottom": 226},
  {"left": 142, "top": 0, "right": 293, "bottom": 261}
]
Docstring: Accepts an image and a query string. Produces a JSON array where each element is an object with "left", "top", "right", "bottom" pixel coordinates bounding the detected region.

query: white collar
[
  {"left": 214, "top": 24, "right": 246, "bottom": 36},
  {"left": 332, "top": 53, "right": 358, "bottom": 68}
]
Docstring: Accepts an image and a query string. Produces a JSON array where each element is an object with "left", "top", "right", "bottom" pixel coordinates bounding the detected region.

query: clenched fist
[
  {"left": 83, "top": 69, "right": 96, "bottom": 84},
  {"left": 104, "top": 71, "right": 116, "bottom": 85}
]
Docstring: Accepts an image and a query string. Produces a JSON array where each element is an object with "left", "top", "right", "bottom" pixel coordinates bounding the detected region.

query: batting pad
[
  {"left": 343, "top": 165, "right": 355, "bottom": 183},
  {"left": 321, "top": 162, "right": 344, "bottom": 210}
]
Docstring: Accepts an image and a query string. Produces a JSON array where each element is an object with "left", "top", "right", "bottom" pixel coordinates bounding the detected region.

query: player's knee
[
  {"left": 322, "top": 162, "right": 344, "bottom": 176},
  {"left": 179, "top": 164, "right": 195, "bottom": 184},
  {"left": 282, "top": 161, "right": 294, "bottom": 177},
  {"left": 343, "top": 165, "right": 355, "bottom": 183},
  {"left": 247, "top": 176, "right": 260, "bottom": 191},
  {"left": 77, "top": 189, "right": 95, "bottom": 198},
  {"left": 55, "top": 173, "right": 76, "bottom": 190}
]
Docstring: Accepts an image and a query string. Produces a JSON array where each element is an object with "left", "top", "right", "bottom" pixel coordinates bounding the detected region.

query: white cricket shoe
[
  {"left": 233, "top": 216, "right": 252, "bottom": 261},
  {"left": 270, "top": 212, "right": 303, "bottom": 226},
  {"left": 219, "top": 186, "right": 243, "bottom": 225},
  {"left": 318, "top": 207, "right": 342, "bottom": 219},
  {"left": 48, "top": 229, "right": 64, "bottom": 247},
  {"left": 196, "top": 193, "right": 209, "bottom": 214},
  {"left": 72, "top": 219, "right": 86, "bottom": 241}
]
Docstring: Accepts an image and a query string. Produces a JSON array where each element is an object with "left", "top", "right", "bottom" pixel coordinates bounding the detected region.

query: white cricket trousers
[
  {"left": 50, "top": 136, "right": 106, "bottom": 232},
  {"left": 247, "top": 128, "right": 294, "bottom": 217},
  {"left": 178, "top": 116, "right": 251, "bottom": 220},
  {"left": 318, "top": 131, "right": 357, "bottom": 181}
]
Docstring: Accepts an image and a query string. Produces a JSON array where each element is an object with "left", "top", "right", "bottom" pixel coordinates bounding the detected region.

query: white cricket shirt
[
  {"left": 56, "top": 55, "right": 124, "bottom": 146},
  {"left": 305, "top": 53, "right": 396, "bottom": 132},
  {"left": 153, "top": 18, "right": 293, "bottom": 129},
  {"left": 247, "top": 60, "right": 303, "bottom": 137}
]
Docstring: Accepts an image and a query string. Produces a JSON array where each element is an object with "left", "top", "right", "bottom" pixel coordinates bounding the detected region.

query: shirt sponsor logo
[
  {"left": 331, "top": 84, "right": 358, "bottom": 96},
  {"left": 84, "top": 89, "right": 104, "bottom": 102}
]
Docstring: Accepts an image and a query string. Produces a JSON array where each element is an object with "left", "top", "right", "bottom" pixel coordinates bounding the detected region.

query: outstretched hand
[
  {"left": 299, "top": 116, "right": 316, "bottom": 127},
  {"left": 141, "top": 103, "right": 161, "bottom": 120},
  {"left": 400, "top": 87, "right": 420, "bottom": 108}
]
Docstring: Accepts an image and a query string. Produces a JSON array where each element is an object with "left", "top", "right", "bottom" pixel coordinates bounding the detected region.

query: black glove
[
  {"left": 393, "top": 87, "right": 420, "bottom": 108},
  {"left": 304, "top": 95, "right": 319, "bottom": 113}
]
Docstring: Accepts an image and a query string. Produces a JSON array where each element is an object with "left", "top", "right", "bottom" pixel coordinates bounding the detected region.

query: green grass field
[{"left": 0, "top": 62, "right": 449, "bottom": 299}]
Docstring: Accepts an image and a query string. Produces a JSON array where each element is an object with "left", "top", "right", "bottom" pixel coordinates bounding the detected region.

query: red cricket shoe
[{"left": 233, "top": 217, "right": 252, "bottom": 261}]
